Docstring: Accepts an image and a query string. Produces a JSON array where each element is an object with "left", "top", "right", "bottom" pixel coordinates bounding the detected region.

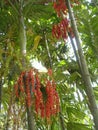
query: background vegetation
[{"left": 0, "top": 0, "right": 98, "bottom": 130}]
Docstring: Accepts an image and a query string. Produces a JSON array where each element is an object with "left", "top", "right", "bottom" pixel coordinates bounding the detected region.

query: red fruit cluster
[
  {"left": 45, "top": 80, "right": 59, "bottom": 118},
  {"left": 34, "top": 73, "right": 60, "bottom": 119},
  {"left": 14, "top": 72, "right": 25, "bottom": 98},
  {"left": 34, "top": 73, "right": 44, "bottom": 116},
  {"left": 14, "top": 69, "right": 35, "bottom": 107},
  {"left": 52, "top": 18, "right": 74, "bottom": 39},
  {"left": 52, "top": 20, "right": 67, "bottom": 39},
  {"left": 52, "top": 0, "right": 74, "bottom": 40},
  {"left": 53, "top": 0, "right": 68, "bottom": 17},
  {"left": 14, "top": 69, "right": 60, "bottom": 119}
]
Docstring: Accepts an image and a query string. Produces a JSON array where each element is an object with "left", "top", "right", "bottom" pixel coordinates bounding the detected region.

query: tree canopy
[{"left": 0, "top": 0, "right": 98, "bottom": 130}]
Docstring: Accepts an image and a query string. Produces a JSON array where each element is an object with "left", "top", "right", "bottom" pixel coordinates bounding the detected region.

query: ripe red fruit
[{"left": 14, "top": 69, "right": 60, "bottom": 119}]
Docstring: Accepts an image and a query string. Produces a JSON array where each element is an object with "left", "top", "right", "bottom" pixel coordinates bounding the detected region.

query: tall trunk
[
  {"left": 66, "top": 0, "right": 98, "bottom": 130},
  {"left": 19, "top": 2, "right": 35, "bottom": 130}
]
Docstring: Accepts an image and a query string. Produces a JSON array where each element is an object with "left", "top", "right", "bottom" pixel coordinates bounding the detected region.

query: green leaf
[
  {"left": 67, "top": 107, "right": 86, "bottom": 120},
  {"left": 67, "top": 122, "right": 91, "bottom": 130},
  {"left": 32, "top": 35, "right": 42, "bottom": 50}
]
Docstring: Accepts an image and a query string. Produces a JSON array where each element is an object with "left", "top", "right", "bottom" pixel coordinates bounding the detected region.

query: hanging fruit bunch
[
  {"left": 52, "top": 18, "right": 74, "bottom": 39},
  {"left": 53, "top": 0, "right": 68, "bottom": 17},
  {"left": 14, "top": 69, "right": 59, "bottom": 119},
  {"left": 52, "top": 0, "right": 79, "bottom": 40}
]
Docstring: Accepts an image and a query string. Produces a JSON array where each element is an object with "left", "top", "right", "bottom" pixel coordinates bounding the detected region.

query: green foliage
[
  {"left": 0, "top": 0, "right": 97, "bottom": 130},
  {"left": 67, "top": 122, "right": 91, "bottom": 130}
]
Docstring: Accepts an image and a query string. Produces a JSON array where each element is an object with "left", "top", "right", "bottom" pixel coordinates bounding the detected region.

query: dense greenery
[{"left": 0, "top": 0, "right": 98, "bottom": 130}]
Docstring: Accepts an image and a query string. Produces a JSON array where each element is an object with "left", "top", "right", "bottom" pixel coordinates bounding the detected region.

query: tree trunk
[
  {"left": 19, "top": 1, "right": 35, "bottom": 130},
  {"left": 66, "top": 0, "right": 98, "bottom": 130}
]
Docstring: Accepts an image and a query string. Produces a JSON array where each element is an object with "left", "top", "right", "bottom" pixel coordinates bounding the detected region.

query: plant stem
[
  {"left": 26, "top": 107, "right": 35, "bottom": 130},
  {"left": 68, "top": 33, "right": 82, "bottom": 74},
  {"left": 0, "top": 79, "right": 2, "bottom": 111},
  {"left": 59, "top": 109, "right": 66, "bottom": 130},
  {"left": 19, "top": 2, "right": 35, "bottom": 130},
  {"left": 19, "top": 2, "right": 26, "bottom": 56},
  {"left": 44, "top": 33, "right": 53, "bottom": 68},
  {"left": 66, "top": 0, "right": 98, "bottom": 129}
]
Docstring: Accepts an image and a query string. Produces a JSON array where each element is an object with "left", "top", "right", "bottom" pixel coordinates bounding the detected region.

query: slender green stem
[{"left": 44, "top": 33, "right": 53, "bottom": 68}]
